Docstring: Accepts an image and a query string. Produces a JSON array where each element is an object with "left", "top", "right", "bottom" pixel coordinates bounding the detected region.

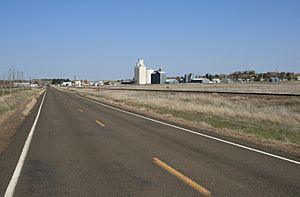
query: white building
[
  {"left": 30, "top": 84, "right": 38, "bottom": 88},
  {"left": 61, "top": 82, "right": 72, "bottom": 87},
  {"left": 13, "top": 82, "right": 30, "bottom": 87},
  {"left": 134, "top": 58, "right": 148, "bottom": 84},
  {"left": 74, "top": 80, "right": 82, "bottom": 87},
  {"left": 190, "top": 77, "right": 212, "bottom": 83},
  {"left": 146, "top": 69, "right": 154, "bottom": 84},
  {"left": 212, "top": 78, "right": 221, "bottom": 83}
]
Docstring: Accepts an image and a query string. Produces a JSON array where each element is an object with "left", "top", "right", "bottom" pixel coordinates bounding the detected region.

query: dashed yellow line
[
  {"left": 153, "top": 157, "right": 212, "bottom": 197},
  {"left": 95, "top": 120, "right": 106, "bottom": 127},
  {"left": 78, "top": 109, "right": 84, "bottom": 112}
]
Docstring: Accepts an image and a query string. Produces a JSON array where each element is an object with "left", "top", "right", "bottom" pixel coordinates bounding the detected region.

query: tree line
[
  {"left": 51, "top": 78, "right": 71, "bottom": 85},
  {"left": 228, "top": 71, "right": 299, "bottom": 81}
]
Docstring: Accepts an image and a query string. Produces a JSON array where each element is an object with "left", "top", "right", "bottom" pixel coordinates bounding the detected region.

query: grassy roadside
[
  {"left": 61, "top": 87, "right": 300, "bottom": 151},
  {"left": 0, "top": 89, "right": 40, "bottom": 114},
  {"left": 141, "top": 104, "right": 299, "bottom": 144},
  {"left": 0, "top": 88, "right": 45, "bottom": 154}
]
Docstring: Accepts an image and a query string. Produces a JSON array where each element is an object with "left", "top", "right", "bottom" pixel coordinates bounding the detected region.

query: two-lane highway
[{"left": 1, "top": 87, "right": 299, "bottom": 196}]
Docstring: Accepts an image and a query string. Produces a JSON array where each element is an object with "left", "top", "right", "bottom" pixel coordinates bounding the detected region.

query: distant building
[
  {"left": 221, "top": 78, "right": 233, "bottom": 83},
  {"left": 134, "top": 58, "right": 147, "bottom": 84},
  {"left": 111, "top": 81, "right": 121, "bottom": 85},
  {"left": 82, "top": 80, "right": 89, "bottom": 86},
  {"left": 74, "top": 80, "right": 82, "bottom": 87},
  {"left": 30, "top": 84, "right": 38, "bottom": 88},
  {"left": 146, "top": 69, "right": 154, "bottom": 84},
  {"left": 13, "top": 82, "right": 30, "bottom": 87},
  {"left": 190, "top": 77, "right": 212, "bottom": 83},
  {"left": 61, "top": 82, "right": 72, "bottom": 87},
  {"left": 133, "top": 58, "right": 155, "bottom": 84},
  {"left": 89, "top": 81, "right": 95, "bottom": 86},
  {"left": 151, "top": 69, "right": 166, "bottom": 84},
  {"left": 184, "top": 73, "right": 194, "bottom": 83},
  {"left": 269, "top": 77, "right": 279, "bottom": 83},
  {"left": 166, "top": 78, "right": 179, "bottom": 84},
  {"left": 121, "top": 80, "right": 134, "bottom": 84},
  {"left": 212, "top": 78, "right": 221, "bottom": 83}
]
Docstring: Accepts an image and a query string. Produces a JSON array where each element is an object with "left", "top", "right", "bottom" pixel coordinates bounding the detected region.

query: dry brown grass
[
  {"left": 79, "top": 89, "right": 300, "bottom": 127},
  {"left": 0, "top": 88, "right": 45, "bottom": 154},
  {"left": 110, "top": 81, "right": 300, "bottom": 94},
  {"left": 0, "top": 89, "right": 39, "bottom": 113}
]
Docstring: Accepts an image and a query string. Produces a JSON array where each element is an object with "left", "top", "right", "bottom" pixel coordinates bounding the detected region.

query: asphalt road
[{"left": 1, "top": 87, "right": 299, "bottom": 196}]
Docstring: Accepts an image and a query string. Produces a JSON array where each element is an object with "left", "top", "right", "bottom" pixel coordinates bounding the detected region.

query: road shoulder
[{"left": 0, "top": 89, "right": 45, "bottom": 196}]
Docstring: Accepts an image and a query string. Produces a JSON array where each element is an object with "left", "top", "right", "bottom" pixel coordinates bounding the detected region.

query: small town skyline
[
  {"left": 3, "top": 61, "right": 300, "bottom": 88},
  {"left": 1, "top": 59, "right": 299, "bottom": 81},
  {"left": 1, "top": 59, "right": 299, "bottom": 82}
]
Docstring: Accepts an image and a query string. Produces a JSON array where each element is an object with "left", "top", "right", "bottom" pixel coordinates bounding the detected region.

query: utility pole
[
  {"left": 9, "top": 68, "right": 12, "bottom": 95},
  {"left": 12, "top": 68, "right": 16, "bottom": 92},
  {"left": 4, "top": 71, "right": 7, "bottom": 94},
  {"left": 0, "top": 72, "right": 4, "bottom": 95}
]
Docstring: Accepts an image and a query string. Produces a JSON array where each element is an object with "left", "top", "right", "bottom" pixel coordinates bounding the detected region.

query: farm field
[
  {"left": 62, "top": 84, "right": 300, "bottom": 155},
  {"left": 109, "top": 81, "right": 300, "bottom": 94}
]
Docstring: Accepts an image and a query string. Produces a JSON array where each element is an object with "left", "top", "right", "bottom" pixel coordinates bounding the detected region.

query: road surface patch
[{"left": 153, "top": 157, "right": 212, "bottom": 196}]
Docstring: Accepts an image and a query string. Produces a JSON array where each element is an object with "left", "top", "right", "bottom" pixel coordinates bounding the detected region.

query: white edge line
[
  {"left": 4, "top": 90, "right": 47, "bottom": 197},
  {"left": 76, "top": 94, "right": 300, "bottom": 165}
]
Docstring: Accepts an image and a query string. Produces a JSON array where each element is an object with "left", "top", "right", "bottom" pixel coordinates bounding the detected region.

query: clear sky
[{"left": 0, "top": 0, "right": 299, "bottom": 80}]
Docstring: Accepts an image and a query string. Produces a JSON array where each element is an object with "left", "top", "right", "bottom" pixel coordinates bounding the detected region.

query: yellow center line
[
  {"left": 95, "top": 120, "right": 106, "bottom": 127},
  {"left": 153, "top": 157, "right": 212, "bottom": 197}
]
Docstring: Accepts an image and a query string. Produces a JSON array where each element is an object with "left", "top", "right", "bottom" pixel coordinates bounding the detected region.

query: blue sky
[{"left": 0, "top": 0, "right": 299, "bottom": 80}]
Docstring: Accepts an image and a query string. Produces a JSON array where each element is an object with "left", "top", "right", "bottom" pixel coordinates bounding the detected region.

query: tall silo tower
[{"left": 134, "top": 58, "right": 147, "bottom": 84}]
